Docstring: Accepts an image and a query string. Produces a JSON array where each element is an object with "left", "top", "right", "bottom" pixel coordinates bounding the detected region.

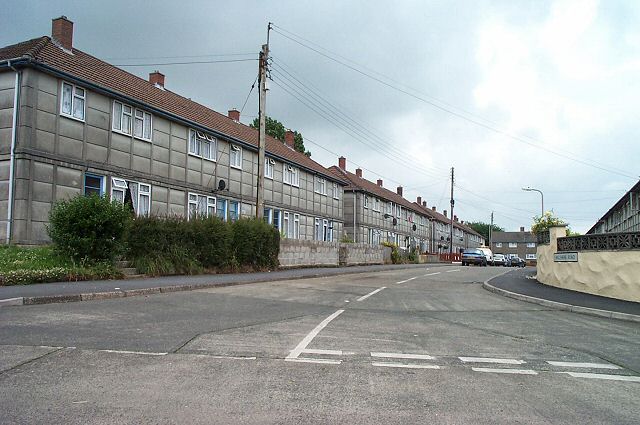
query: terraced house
[
  {"left": 329, "top": 157, "right": 433, "bottom": 252},
  {"left": 0, "top": 17, "right": 345, "bottom": 245}
]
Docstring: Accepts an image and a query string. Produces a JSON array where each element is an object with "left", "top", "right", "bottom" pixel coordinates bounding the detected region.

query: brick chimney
[
  {"left": 338, "top": 156, "right": 346, "bottom": 170},
  {"left": 520, "top": 226, "right": 525, "bottom": 232},
  {"left": 52, "top": 16, "right": 73, "bottom": 51},
  {"left": 377, "top": 179, "right": 383, "bottom": 187},
  {"left": 284, "top": 130, "right": 295, "bottom": 149},
  {"left": 431, "top": 206, "right": 436, "bottom": 211},
  {"left": 423, "top": 201, "right": 427, "bottom": 207},
  {"left": 397, "top": 186, "right": 403, "bottom": 197},
  {"left": 443, "top": 210, "right": 448, "bottom": 218},
  {"left": 355, "top": 168, "right": 362, "bottom": 178},
  {"left": 149, "top": 71, "right": 165, "bottom": 88},
  {"left": 228, "top": 109, "right": 240, "bottom": 121},
  {"left": 417, "top": 196, "right": 422, "bottom": 205},
  {"left": 454, "top": 215, "right": 458, "bottom": 222}
]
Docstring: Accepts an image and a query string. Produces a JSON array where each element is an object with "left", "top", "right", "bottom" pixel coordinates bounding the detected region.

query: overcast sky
[{"left": 3, "top": 0, "right": 639, "bottom": 232}]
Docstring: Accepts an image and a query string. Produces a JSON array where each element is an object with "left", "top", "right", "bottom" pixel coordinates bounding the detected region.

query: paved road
[{"left": 1, "top": 266, "right": 638, "bottom": 424}]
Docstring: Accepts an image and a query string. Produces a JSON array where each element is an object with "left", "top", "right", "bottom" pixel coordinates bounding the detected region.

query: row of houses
[{"left": 0, "top": 16, "right": 484, "bottom": 252}]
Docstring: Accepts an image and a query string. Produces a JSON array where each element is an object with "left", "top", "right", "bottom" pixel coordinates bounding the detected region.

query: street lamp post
[{"left": 522, "top": 187, "right": 544, "bottom": 217}]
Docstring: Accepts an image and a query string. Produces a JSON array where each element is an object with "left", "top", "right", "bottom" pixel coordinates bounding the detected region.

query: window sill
[
  {"left": 188, "top": 152, "right": 217, "bottom": 163},
  {"left": 61, "top": 113, "right": 85, "bottom": 123},
  {"left": 230, "top": 165, "right": 242, "bottom": 170}
]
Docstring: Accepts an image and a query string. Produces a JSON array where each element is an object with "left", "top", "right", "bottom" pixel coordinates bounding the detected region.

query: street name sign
[{"left": 554, "top": 252, "right": 578, "bottom": 262}]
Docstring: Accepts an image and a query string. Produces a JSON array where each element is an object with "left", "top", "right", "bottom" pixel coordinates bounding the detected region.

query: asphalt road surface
[{"left": 1, "top": 265, "right": 638, "bottom": 424}]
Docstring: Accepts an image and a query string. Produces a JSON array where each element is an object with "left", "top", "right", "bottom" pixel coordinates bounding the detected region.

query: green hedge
[{"left": 127, "top": 216, "right": 279, "bottom": 275}]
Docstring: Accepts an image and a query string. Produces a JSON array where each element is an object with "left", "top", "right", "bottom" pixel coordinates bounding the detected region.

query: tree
[
  {"left": 466, "top": 221, "right": 505, "bottom": 244},
  {"left": 531, "top": 211, "right": 577, "bottom": 236},
  {"left": 250, "top": 116, "right": 311, "bottom": 156}
]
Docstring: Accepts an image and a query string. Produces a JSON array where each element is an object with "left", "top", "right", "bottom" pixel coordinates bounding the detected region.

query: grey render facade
[
  {"left": 587, "top": 180, "right": 640, "bottom": 234},
  {"left": 491, "top": 228, "right": 537, "bottom": 262},
  {"left": 329, "top": 157, "right": 483, "bottom": 253},
  {"left": 0, "top": 18, "right": 345, "bottom": 245}
]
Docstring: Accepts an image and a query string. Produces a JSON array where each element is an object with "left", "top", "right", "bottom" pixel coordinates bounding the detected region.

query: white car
[
  {"left": 477, "top": 247, "right": 494, "bottom": 265},
  {"left": 493, "top": 254, "right": 506, "bottom": 266}
]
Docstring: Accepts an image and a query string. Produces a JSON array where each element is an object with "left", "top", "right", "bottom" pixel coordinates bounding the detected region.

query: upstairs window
[
  {"left": 188, "top": 130, "right": 217, "bottom": 161},
  {"left": 495, "top": 242, "right": 502, "bottom": 248},
  {"left": 396, "top": 204, "right": 401, "bottom": 218},
  {"left": 527, "top": 242, "right": 536, "bottom": 248},
  {"left": 332, "top": 183, "right": 340, "bottom": 200},
  {"left": 315, "top": 177, "right": 327, "bottom": 195},
  {"left": 284, "top": 165, "right": 299, "bottom": 186},
  {"left": 61, "top": 82, "right": 85, "bottom": 121},
  {"left": 265, "top": 158, "right": 275, "bottom": 179},
  {"left": 113, "top": 101, "right": 152, "bottom": 141},
  {"left": 230, "top": 145, "right": 242, "bottom": 168},
  {"left": 364, "top": 195, "right": 369, "bottom": 209},
  {"left": 374, "top": 198, "right": 380, "bottom": 212},
  {"left": 387, "top": 202, "right": 393, "bottom": 215},
  {"left": 509, "top": 242, "right": 517, "bottom": 248}
]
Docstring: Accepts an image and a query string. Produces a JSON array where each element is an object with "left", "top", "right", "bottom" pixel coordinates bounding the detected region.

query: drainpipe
[
  {"left": 353, "top": 191, "right": 357, "bottom": 243},
  {"left": 6, "top": 62, "right": 20, "bottom": 244}
]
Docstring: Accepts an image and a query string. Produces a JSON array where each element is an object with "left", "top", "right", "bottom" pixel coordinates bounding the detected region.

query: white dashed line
[
  {"left": 558, "top": 372, "right": 640, "bottom": 382},
  {"left": 357, "top": 287, "right": 386, "bottom": 301},
  {"left": 371, "top": 352, "right": 436, "bottom": 360},
  {"left": 547, "top": 361, "right": 620, "bottom": 369},
  {"left": 372, "top": 362, "right": 441, "bottom": 370},
  {"left": 423, "top": 272, "right": 441, "bottom": 276},
  {"left": 302, "top": 349, "right": 343, "bottom": 356},
  {"left": 472, "top": 367, "right": 538, "bottom": 375},
  {"left": 286, "top": 309, "right": 345, "bottom": 361},
  {"left": 99, "top": 349, "right": 167, "bottom": 356},
  {"left": 395, "top": 277, "right": 418, "bottom": 284},
  {"left": 459, "top": 357, "right": 526, "bottom": 365},
  {"left": 445, "top": 269, "right": 460, "bottom": 273},
  {"left": 285, "top": 358, "right": 341, "bottom": 365}
]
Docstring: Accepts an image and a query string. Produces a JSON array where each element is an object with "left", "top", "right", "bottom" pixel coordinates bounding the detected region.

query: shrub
[
  {"left": 231, "top": 218, "right": 280, "bottom": 270},
  {"left": 47, "top": 194, "right": 132, "bottom": 263},
  {"left": 531, "top": 212, "right": 566, "bottom": 234},
  {"left": 382, "top": 241, "right": 401, "bottom": 264}
]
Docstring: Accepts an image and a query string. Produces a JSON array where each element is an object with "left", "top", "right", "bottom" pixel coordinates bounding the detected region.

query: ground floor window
[
  {"left": 83, "top": 173, "right": 104, "bottom": 196},
  {"left": 315, "top": 218, "right": 333, "bottom": 242},
  {"left": 188, "top": 193, "right": 216, "bottom": 219},
  {"left": 110, "top": 177, "right": 151, "bottom": 216},
  {"left": 264, "top": 208, "right": 282, "bottom": 231},
  {"left": 367, "top": 228, "right": 381, "bottom": 245},
  {"left": 526, "top": 253, "right": 537, "bottom": 260},
  {"left": 217, "top": 199, "right": 227, "bottom": 221},
  {"left": 283, "top": 212, "right": 300, "bottom": 239},
  {"left": 229, "top": 201, "right": 239, "bottom": 222}
]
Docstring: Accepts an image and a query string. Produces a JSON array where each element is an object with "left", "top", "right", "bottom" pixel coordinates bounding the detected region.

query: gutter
[{"left": 5, "top": 61, "right": 20, "bottom": 244}]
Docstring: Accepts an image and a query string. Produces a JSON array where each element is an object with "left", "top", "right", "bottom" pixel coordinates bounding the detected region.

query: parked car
[
  {"left": 462, "top": 249, "right": 487, "bottom": 266},
  {"left": 477, "top": 247, "right": 494, "bottom": 265},
  {"left": 493, "top": 254, "right": 506, "bottom": 266},
  {"left": 509, "top": 256, "right": 526, "bottom": 267}
]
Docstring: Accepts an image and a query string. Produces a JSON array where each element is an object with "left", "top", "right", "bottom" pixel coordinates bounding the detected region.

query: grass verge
[{"left": 0, "top": 245, "right": 122, "bottom": 286}]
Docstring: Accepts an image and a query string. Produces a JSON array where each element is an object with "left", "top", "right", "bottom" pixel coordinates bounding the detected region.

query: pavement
[
  {"left": 484, "top": 267, "right": 640, "bottom": 322},
  {"left": 2, "top": 264, "right": 639, "bottom": 324}
]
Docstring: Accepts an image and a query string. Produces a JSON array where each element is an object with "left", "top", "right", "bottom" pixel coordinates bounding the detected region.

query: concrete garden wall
[{"left": 278, "top": 239, "right": 386, "bottom": 268}]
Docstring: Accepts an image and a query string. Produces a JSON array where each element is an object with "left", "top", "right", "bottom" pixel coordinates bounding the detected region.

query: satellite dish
[
  {"left": 392, "top": 218, "right": 397, "bottom": 226},
  {"left": 412, "top": 224, "right": 417, "bottom": 231},
  {"left": 217, "top": 179, "right": 226, "bottom": 191}
]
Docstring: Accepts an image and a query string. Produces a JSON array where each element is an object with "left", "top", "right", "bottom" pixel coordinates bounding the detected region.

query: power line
[
  {"left": 113, "top": 58, "right": 257, "bottom": 67},
  {"left": 270, "top": 25, "right": 637, "bottom": 180},
  {"left": 104, "top": 52, "right": 257, "bottom": 61},
  {"left": 240, "top": 74, "right": 259, "bottom": 115}
]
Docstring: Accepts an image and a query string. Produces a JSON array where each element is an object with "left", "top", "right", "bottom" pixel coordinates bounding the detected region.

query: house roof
[
  {"left": 411, "top": 201, "right": 484, "bottom": 238},
  {"left": 0, "top": 36, "right": 345, "bottom": 184},
  {"left": 491, "top": 231, "right": 536, "bottom": 243},
  {"left": 586, "top": 180, "right": 640, "bottom": 234}
]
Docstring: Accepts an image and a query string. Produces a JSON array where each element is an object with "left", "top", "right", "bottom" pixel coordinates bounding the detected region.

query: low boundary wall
[
  {"left": 536, "top": 226, "right": 640, "bottom": 302},
  {"left": 278, "top": 240, "right": 387, "bottom": 268}
]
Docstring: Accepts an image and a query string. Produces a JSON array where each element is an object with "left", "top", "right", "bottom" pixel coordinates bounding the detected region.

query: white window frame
[
  {"left": 364, "top": 195, "right": 369, "bottom": 209},
  {"left": 374, "top": 198, "right": 380, "bottom": 212},
  {"left": 188, "top": 192, "right": 216, "bottom": 220},
  {"left": 110, "top": 177, "right": 128, "bottom": 204},
  {"left": 188, "top": 129, "right": 217, "bottom": 161},
  {"left": 526, "top": 242, "right": 536, "bottom": 248},
  {"left": 283, "top": 212, "right": 300, "bottom": 239},
  {"left": 133, "top": 108, "right": 153, "bottom": 141},
  {"left": 315, "top": 177, "right": 327, "bottom": 195},
  {"left": 332, "top": 183, "right": 340, "bottom": 200},
  {"left": 137, "top": 183, "right": 151, "bottom": 217},
  {"left": 265, "top": 158, "right": 275, "bottom": 179},
  {"left": 526, "top": 254, "right": 537, "bottom": 260},
  {"left": 509, "top": 242, "right": 518, "bottom": 248},
  {"left": 284, "top": 165, "right": 299, "bottom": 187},
  {"left": 495, "top": 242, "right": 502, "bottom": 248},
  {"left": 61, "top": 81, "right": 85, "bottom": 121},
  {"left": 113, "top": 101, "right": 152, "bottom": 141},
  {"left": 396, "top": 204, "right": 401, "bottom": 218},
  {"left": 230, "top": 145, "right": 242, "bottom": 169}
]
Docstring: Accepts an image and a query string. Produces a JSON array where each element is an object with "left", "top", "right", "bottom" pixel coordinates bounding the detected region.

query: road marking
[
  {"left": 472, "top": 367, "right": 538, "bottom": 375},
  {"left": 459, "top": 357, "right": 526, "bottom": 365},
  {"left": 206, "top": 355, "right": 257, "bottom": 360},
  {"left": 559, "top": 372, "right": 640, "bottom": 382},
  {"left": 372, "top": 362, "right": 441, "bottom": 370},
  {"left": 302, "top": 349, "right": 343, "bottom": 356},
  {"left": 371, "top": 352, "right": 435, "bottom": 360},
  {"left": 423, "top": 272, "right": 441, "bottom": 276},
  {"left": 357, "top": 287, "right": 386, "bottom": 301},
  {"left": 395, "top": 277, "right": 418, "bottom": 284},
  {"left": 285, "top": 358, "right": 341, "bottom": 365},
  {"left": 98, "top": 349, "right": 167, "bottom": 356},
  {"left": 286, "top": 309, "right": 345, "bottom": 360},
  {"left": 445, "top": 269, "right": 460, "bottom": 273},
  {"left": 547, "top": 361, "right": 620, "bottom": 369}
]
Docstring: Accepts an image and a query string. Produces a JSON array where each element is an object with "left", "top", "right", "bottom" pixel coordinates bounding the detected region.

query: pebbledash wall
[
  {"left": 536, "top": 225, "right": 640, "bottom": 303},
  {"left": 278, "top": 239, "right": 388, "bottom": 268}
]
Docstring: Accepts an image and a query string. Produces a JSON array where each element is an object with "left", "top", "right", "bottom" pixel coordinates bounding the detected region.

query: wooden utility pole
[
  {"left": 256, "top": 24, "right": 271, "bottom": 219},
  {"left": 449, "top": 167, "right": 454, "bottom": 255},
  {"left": 489, "top": 211, "right": 494, "bottom": 247}
]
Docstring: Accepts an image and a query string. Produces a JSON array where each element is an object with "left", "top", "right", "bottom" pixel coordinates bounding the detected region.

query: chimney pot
[
  {"left": 431, "top": 206, "right": 436, "bottom": 211},
  {"left": 520, "top": 226, "right": 525, "bottom": 232},
  {"left": 149, "top": 71, "right": 165, "bottom": 88},
  {"left": 397, "top": 186, "right": 403, "bottom": 197},
  {"left": 355, "top": 168, "right": 362, "bottom": 178},
  {"left": 377, "top": 179, "right": 383, "bottom": 187},
  {"left": 52, "top": 16, "right": 74, "bottom": 51},
  {"left": 443, "top": 210, "right": 448, "bottom": 218},
  {"left": 228, "top": 108, "right": 240, "bottom": 121},
  {"left": 423, "top": 201, "right": 427, "bottom": 207},
  {"left": 454, "top": 215, "right": 458, "bottom": 222},
  {"left": 417, "top": 196, "right": 422, "bottom": 205},
  {"left": 338, "top": 156, "right": 346, "bottom": 170},
  {"left": 284, "top": 130, "right": 295, "bottom": 149}
]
